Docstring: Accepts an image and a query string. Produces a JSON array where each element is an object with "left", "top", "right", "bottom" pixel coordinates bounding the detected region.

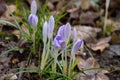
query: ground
[{"left": 0, "top": 0, "right": 120, "bottom": 80}]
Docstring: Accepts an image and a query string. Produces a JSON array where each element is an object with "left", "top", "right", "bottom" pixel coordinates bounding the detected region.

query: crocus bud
[
  {"left": 48, "top": 16, "right": 55, "bottom": 39},
  {"left": 53, "top": 35, "right": 65, "bottom": 50},
  {"left": 31, "top": 0, "right": 37, "bottom": 14},
  {"left": 72, "top": 39, "right": 83, "bottom": 54},
  {"left": 43, "top": 21, "right": 48, "bottom": 43},
  {"left": 71, "top": 39, "right": 83, "bottom": 61},
  {"left": 57, "top": 23, "right": 71, "bottom": 42},
  {"left": 72, "top": 27, "right": 77, "bottom": 42},
  {"left": 28, "top": 14, "right": 38, "bottom": 27}
]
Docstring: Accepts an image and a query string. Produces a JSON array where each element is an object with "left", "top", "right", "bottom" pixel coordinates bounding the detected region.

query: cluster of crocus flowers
[
  {"left": 52, "top": 22, "right": 83, "bottom": 74},
  {"left": 41, "top": 16, "right": 54, "bottom": 70},
  {"left": 28, "top": 0, "right": 38, "bottom": 27},
  {"left": 43, "top": 16, "right": 54, "bottom": 43},
  {"left": 53, "top": 23, "right": 83, "bottom": 53},
  {"left": 53, "top": 23, "right": 71, "bottom": 50}
]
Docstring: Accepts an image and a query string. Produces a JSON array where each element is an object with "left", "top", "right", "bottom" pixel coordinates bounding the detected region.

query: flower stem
[
  {"left": 32, "top": 27, "right": 36, "bottom": 54},
  {"left": 53, "top": 50, "right": 58, "bottom": 72},
  {"left": 41, "top": 38, "right": 51, "bottom": 70},
  {"left": 64, "top": 46, "right": 67, "bottom": 75},
  {"left": 40, "top": 42, "right": 46, "bottom": 70},
  {"left": 68, "top": 50, "right": 75, "bottom": 77},
  {"left": 103, "top": 0, "right": 110, "bottom": 35}
]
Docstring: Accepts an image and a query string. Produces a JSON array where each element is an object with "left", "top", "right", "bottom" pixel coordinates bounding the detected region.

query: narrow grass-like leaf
[
  {"left": 0, "top": 47, "right": 21, "bottom": 57},
  {"left": 0, "top": 20, "right": 17, "bottom": 28}
]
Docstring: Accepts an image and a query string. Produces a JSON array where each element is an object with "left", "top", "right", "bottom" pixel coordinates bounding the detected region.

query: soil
[{"left": 0, "top": 0, "right": 120, "bottom": 80}]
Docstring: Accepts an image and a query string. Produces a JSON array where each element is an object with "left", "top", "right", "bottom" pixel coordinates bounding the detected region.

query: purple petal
[
  {"left": 57, "top": 23, "right": 71, "bottom": 42},
  {"left": 28, "top": 14, "right": 38, "bottom": 27},
  {"left": 53, "top": 35, "right": 61, "bottom": 48},
  {"left": 31, "top": 0, "right": 37, "bottom": 14},
  {"left": 65, "top": 23, "right": 71, "bottom": 41},
  {"left": 48, "top": 16, "right": 54, "bottom": 39},
  {"left": 43, "top": 21, "right": 48, "bottom": 43},
  {"left": 55, "top": 35, "right": 62, "bottom": 40},
  {"left": 53, "top": 35, "right": 65, "bottom": 49},
  {"left": 57, "top": 25, "right": 65, "bottom": 39},
  {"left": 72, "top": 39, "right": 83, "bottom": 53}
]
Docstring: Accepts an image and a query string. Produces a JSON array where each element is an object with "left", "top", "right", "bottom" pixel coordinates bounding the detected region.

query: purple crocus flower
[
  {"left": 28, "top": 14, "right": 38, "bottom": 27},
  {"left": 48, "top": 16, "right": 55, "bottom": 39},
  {"left": 57, "top": 23, "right": 71, "bottom": 42},
  {"left": 72, "top": 39, "right": 83, "bottom": 53},
  {"left": 53, "top": 35, "right": 65, "bottom": 49},
  {"left": 31, "top": 0, "right": 37, "bottom": 14},
  {"left": 72, "top": 27, "right": 77, "bottom": 42},
  {"left": 28, "top": 0, "right": 38, "bottom": 27},
  {"left": 43, "top": 21, "right": 48, "bottom": 43}
]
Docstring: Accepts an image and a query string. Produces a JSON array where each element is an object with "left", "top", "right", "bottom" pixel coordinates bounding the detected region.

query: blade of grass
[
  {"left": 0, "top": 20, "right": 17, "bottom": 28},
  {"left": 0, "top": 47, "right": 21, "bottom": 57},
  {"left": 103, "top": 0, "right": 110, "bottom": 35}
]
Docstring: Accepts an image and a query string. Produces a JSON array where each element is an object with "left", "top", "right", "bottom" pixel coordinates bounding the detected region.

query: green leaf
[
  {"left": 0, "top": 20, "right": 17, "bottom": 28},
  {"left": 0, "top": 47, "right": 21, "bottom": 57}
]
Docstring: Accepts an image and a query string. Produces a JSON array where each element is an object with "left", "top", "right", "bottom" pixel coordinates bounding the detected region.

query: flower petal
[
  {"left": 31, "top": 0, "right": 37, "bottom": 14},
  {"left": 48, "top": 16, "right": 54, "bottom": 39},
  {"left": 28, "top": 14, "right": 38, "bottom": 27},
  {"left": 53, "top": 35, "right": 65, "bottom": 49},
  {"left": 57, "top": 23, "right": 71, "bottom": 42},
  {"left": 72, "top": 39, "right": 83, "bottom": 53},
  {"left": 43, "top": 21, "right": 48, "bottom": 43},
  {"left": 57, "top": 25, "right": 65, "bottom": 39},
  {"left": 65, "top": 23, "right": 71, "bottom": 41}
]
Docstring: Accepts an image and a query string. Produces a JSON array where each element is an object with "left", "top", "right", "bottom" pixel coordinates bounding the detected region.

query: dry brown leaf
[
  {"left": 21, "top": 24, "right": 29, "bottom": 35},
  {"left": 104, "top": 19, "right": 120, "bottom": 44},
  {"left": 106, "top": 19, "right": 120, "bottom": 32},
  {"left": 77, "top": 57, "right": 99, "bottom": 70},
  {"left": 56, "top": 0, "right": 67, "bottom": 11},
  {"left": 80, "top": 0, "right": 90, "bottom": 10},
  {"left": 67, "top": 8, "right": 78, "bottom": 13},
  {"left": 74, "top": 26, "right": 101, "bottom": 43},
  {"left": 8, "top": 5, "right": 16, "bottom": 13},
  {"left": 1, "top": 4, "right": 16, "bottom": 19},
  {"left": 48, "top": 2, "right": 54, "bottom": 10},
  {"left": 112, "top": 22, "right": 120, "bottom": 32},
  {"left": 111, "top": 32, "right": 120, "bottom": 43},
  {"left": 91, "top": 43, "right": 109, "bottom": 52},
  {"left": 88, "top": 37, "right": 111, "bottom": 52},
  {"left": 12, "top": 24, "right": 29, "bottom": 39},
  {"left": 12, "top": 30, "right": 20, "bottom": 38},
  {"left": 80, "top": 11, "right": 99, "bottom": 26},
  {"left": 1, "top": 4, "right": 22, "bottom": 25},
  {"left": 75, "top": 57, "right": 109, "bottom": 80},
  {"left": 68, "top": 8, "right": 80, "bottom": 19}
]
